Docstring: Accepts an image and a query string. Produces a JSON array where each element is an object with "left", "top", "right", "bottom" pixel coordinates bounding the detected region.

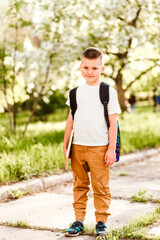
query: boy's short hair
[{"left": 82, "top": 47, "right": 104, "bottom": 65}]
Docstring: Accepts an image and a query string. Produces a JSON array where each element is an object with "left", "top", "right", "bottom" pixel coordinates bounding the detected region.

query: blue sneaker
[
  {"left": 65, "top": 221, "right": 84, "bottom": 237},
  {"left": 96, "top": 221, "right": 108, "bottom": 237}
]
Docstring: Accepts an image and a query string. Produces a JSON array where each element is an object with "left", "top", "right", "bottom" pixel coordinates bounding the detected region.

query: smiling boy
[{"left": 63, "top": 47, "right": 121, "bottom": 238}]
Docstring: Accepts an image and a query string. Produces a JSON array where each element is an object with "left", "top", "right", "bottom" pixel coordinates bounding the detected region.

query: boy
[{"left": 63, "top": 47, "right": 121, "bottom": 237}]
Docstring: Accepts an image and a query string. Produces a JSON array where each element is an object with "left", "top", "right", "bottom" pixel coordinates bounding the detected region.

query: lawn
[
  {"left": 0, "top": 104, "right": 160, "bottom": 184},
  {"left": 119, "top": 105, "right": 160, "bottom": 153}
]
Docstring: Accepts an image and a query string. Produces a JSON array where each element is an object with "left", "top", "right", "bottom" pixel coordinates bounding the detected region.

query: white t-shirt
[{"left": 66, "top": 83, "right": 121, "bottom": 146}]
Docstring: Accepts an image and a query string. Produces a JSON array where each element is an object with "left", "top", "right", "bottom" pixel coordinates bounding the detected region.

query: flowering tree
[
  {"left": 83, "top": 0, "right": 160, "bottom": 111},
  {"left": 0, "top": 0, "right": 160, "bottom": 135},
  {"left": 0, "top": 0, "right": 77, "bottom": 134}
]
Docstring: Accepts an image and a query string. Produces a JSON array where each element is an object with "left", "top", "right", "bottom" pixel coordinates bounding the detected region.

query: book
[{"left": 65, "top": 129, "right": 74, "bottom": 171}]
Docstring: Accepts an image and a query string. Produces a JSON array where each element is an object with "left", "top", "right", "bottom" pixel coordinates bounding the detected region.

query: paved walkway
[{"left": 0, "top": 150, "right": 160, "bottom": 240}]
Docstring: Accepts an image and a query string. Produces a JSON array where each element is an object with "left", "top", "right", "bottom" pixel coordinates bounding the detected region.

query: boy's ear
[
  {"left": 80, "top": 63, "right": 82, "bottom": 70},
  {"left": 101, "top": 65, "right": 105, "bottom": 73}
]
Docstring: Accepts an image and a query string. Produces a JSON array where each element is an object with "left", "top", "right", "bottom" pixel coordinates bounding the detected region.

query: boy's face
[{"left": 80, "top": 57, "right": 105, "bottom": 86}]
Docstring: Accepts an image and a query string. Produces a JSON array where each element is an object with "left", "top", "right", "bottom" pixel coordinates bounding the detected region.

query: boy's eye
[{"left": 83, "top": 67, "right": 98, "bottom": 70}]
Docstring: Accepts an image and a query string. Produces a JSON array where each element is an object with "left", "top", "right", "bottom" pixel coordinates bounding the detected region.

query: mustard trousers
[{"left": 71, "top": 144, "right": 111, "bottom": 223}]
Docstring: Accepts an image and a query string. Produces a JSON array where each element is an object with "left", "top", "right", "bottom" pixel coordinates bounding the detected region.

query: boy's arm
[
  {"left": 105, "top": 113, "right": 117, "bottom": 166},
  {"left": 63, "top": 109, "right": 73, "bottom": 158}
]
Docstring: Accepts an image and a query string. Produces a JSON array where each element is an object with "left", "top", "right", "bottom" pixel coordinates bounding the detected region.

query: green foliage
[
  {"left": 131, "top": 189, "right": 153, "bottom": 203},
  {"left": 0, "top": 109, "right": 67, "bottom": 183},
  {"left": 7, "top": 189, "right": 26, "bottom": 199},
  {"left": 83, "top": 224, "right": 96, "bottom": 235},
  {"left": 0, "top": 142, "right": 65, "bottom": 183},
  {"left": 119, "top": 172, "right": 128, "bottom": 176},
  {"left": 0, "top": 129, "right": 65, "bottom": 153},
  {"left": 7, "top": 219, "right": 31, "bottom": 228},
  {"left": 86, "top": 205, "right": 160, "bottom": 239},
  {"left": 2, "top": 219, "right": 52, "bottom": 231},
  {"left": 105, "top": 204, "right": 160, "bottom": 240},
  {"left": 119, "top": 106, "right": 160, "bottom": 154},
  {"left": 26, "top": 89, "right": 68, "bottom": 120}
]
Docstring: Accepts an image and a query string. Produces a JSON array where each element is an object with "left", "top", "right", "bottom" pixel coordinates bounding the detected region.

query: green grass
[
  {"left": 131, "top": 189, "right": 153, "bottom": 203},
  {"left": 0, "top": 105, "right": 160, "bottom": 184},
  {"left": 0, "top": 129, "right": 65, "bottom": 153},
  {"left": 6, "top": 189, "right": 26, "bottom": 200},
  {"left": 95, "top": 204, "right": 160, "bottom": 240},
  {"left": 6, "top": 219, "right": 32, "bottom": 229},
  {"left": 81, "top": 204, "right": 160, "bottom": 239},
  {"left": 0, "top": 219, "right": 52, "bottom": 231},
  {"left": 119, "top": 106, "right": 160, "bottom": 154},
  {"left": 0, "top": 110, "right": 67, "bottom": 184},
  {"left": 119, "top": 172, "right": 128, "bottom": 176},
  {"left": 0, "top": 143, "right": 65, "bottom": 183}
]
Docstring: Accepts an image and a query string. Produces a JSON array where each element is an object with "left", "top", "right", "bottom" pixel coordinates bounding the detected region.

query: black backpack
[{"left": 69, "top": 82, "right": 120, "bottom": 162}]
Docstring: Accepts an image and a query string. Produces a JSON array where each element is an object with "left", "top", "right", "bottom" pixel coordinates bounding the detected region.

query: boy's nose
[{"left": 88, "top": 69, "right": 93, "bottom": 74}]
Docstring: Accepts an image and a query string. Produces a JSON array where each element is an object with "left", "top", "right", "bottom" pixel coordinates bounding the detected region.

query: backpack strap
[
  {"left": 69, "top": 87, "right": 78, "bottom": 120},
  {"left": 99, "top": 82, "right": 110, "bottom": 128}
]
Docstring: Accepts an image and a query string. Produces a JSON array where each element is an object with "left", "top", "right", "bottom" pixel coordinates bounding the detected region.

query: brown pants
[{"left": 71, "top": 144, "right": 111, "bottom": 223}]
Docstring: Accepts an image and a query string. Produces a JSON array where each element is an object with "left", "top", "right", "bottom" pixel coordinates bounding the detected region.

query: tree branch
[
  {"left": 110, "top": 3, "right": 141, "bottom": 60},
  {"left": 103, "top": 62, "right": 118, "bottom": 80},
  {"left": 118, "top": 3, "right": 141, "bottom": 28},
  {"left": 102, "top": 72, "right": 115, "bottom": 80},
  {"left": 105, "top": 37, "right": 132, "bottom": 60},
  {"left": 128, "top": 5, "right": 141, "bottom": 27},
  {"left": 124, "top": 64, "right": 157, "bottom": 92}
]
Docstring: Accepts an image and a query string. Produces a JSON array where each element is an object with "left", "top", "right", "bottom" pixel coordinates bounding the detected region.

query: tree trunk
[
  {"left": 13, "top": 102, "right": 17, "bottom": 133},
  {"left": 116, "top": 76, "right": 128, "bottom": 113},
  {"left": 4, "top": 94, "right": 14, "bottom": 133},
  {"left": 23, "top": 105, "right": 37, "bottom": 135},
  {"left": 2, "top": 38, "right": 14, "bottom": 133}
]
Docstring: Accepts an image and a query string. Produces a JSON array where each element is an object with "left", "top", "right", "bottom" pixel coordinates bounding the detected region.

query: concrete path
[{"left": 0, "top": 152, "right": 160, "bottom": 240}]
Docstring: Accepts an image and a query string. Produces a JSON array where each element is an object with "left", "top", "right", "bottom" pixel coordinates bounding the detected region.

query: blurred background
[{"left": 0, "top": 0, "right": 160, "bottom": 184}]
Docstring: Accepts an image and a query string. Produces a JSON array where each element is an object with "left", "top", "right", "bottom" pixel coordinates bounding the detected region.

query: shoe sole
[
  {"left": 96, "top": 233, "right": 108, "bottom": 240},
  {"left": 96, "top": 235, "right": 106, "bottom": 240},
  {"left": 64, "top": 230, "right": 83, "bottom": 237}
]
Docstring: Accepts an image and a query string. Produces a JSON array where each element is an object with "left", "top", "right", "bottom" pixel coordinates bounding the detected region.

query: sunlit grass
[
  {"left": 0, "top": 129, "right": 65, "bottom": 153},
  {"left": 23, "top": 121, "right": 66, "bottom": 132},
  {"left": 0, "top": 143, "right": 64, "bottom": 183},
  {"left": 0, "top": 105, "right": 160, "bottom": 184},
  {"left": 0, "top": 109, "right": 67, "bottom": 183},
  {"left": 119, "top": 107, "right": 160, "bottom": 154},
  {"left": 0, "top": 108, "right": 68, "bottom": 129}
]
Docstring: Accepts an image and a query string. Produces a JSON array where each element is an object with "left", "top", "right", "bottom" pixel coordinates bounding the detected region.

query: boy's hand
[
  {"left": 63, "top": 143, "right": 69, "bottom": 171},
  {"left": 63, "top": 143, "right": 67, "bottom": 159},
  {"left": 63, "top": 143, "right": 71, "bottom": 159},
  {"left": 105, "top": 148, "right": 116, "bottom": 166}
]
